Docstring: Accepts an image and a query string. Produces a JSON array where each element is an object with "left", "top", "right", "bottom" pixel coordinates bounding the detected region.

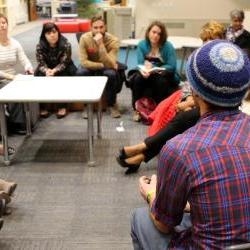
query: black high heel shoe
[
  {"left": 118, "top": 148, "right": 127, "bottom": 160},
  {"left": 124, "top": 166, "right": 140, "bottom": 175},
  {"left": 116, "top": 156, "right": 140, "bottom": 174}
]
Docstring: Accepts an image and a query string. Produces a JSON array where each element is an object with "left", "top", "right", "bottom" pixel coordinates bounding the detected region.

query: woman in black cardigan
[{"left": 35, "top": 22, "right": 76, "bottom": 118}]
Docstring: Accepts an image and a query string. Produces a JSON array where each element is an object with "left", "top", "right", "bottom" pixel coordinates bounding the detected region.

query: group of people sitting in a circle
[
  {"left": 0, "top": 8, "right": 250, "bottom": 248},
  {"left": 1, "top": 10, "right": 249, "bottom": 132},
  {"left": 126, "top": 10, "right": 250, "bottom": 250},
  {"left": 117, "top": 10, "right": 250, "bottom": 175}
]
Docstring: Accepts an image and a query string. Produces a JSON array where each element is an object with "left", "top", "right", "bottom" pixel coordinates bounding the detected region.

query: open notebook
[{"left": 137, "top": 65, "right": 165, "bottom": 73}]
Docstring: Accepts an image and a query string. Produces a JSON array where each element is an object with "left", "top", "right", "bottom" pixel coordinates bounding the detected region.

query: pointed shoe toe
[
  {"left": 125, "top": 165, "right": 140, "bottom": 175},
  {"left": 116, "top": 156, "right": 140, "bottom": 174}
]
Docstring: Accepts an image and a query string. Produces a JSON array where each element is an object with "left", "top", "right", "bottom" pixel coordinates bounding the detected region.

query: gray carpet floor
[{"left": 0, "top": 26, "right": 157, "bottom": 249}]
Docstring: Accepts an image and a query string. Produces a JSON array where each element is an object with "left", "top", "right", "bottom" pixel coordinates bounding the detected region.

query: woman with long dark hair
[{"left": 35, "top": 22, "right": 76, "bottom": 118}]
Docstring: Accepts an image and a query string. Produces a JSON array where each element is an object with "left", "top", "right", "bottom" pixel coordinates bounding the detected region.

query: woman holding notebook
[{"left": 129, "top": 21, "right": 180, "bottom": 121}]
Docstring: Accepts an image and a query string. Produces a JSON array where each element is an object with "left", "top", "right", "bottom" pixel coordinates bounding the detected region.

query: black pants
[
  {"left": 131, "top": 71, "right": 179, "bottom": 109},
  {"left": 34, "top": 63, "right": 76, "bottom": 110},
  {"left": 76, "top": 66, "right": 118, "bottom": 107},
  {"left": 0, "top": 81, "right": 26, "bottom": 132},
  {"left": 143, "top": 108, "right": 200, "bottom": 162},
  {"left": 7, "top": 103, "right": 26, "bottom": 132}
]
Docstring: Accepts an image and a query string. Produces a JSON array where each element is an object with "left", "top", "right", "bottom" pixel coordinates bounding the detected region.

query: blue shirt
[{"left": 137, "top": 39, "right": 180, "bottom": 83}]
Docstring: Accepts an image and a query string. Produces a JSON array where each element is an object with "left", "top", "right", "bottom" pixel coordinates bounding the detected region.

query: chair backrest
[
  {"left": 224, "top": 243, "right": 250, "bottom": 250},
  {"left": 76, "top": 32, "right": 84, "bottom": 43}
]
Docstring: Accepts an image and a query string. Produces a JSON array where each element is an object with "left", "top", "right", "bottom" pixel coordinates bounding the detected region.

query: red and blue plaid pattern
[{"left": 152, "top": 110, "right": 250, "bottom": 249}]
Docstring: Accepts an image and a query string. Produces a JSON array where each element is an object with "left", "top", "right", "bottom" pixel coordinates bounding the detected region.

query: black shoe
[
  {"left": 0, "top": 198, "right": 4, "bottom": 230},
  {"left": 7, "top": 122, "right": 27, "bottom": 135},
  {"left": 125, "top": 166, "right": 140, "bottom": 175},
  {"left": 40, "top": 110, "right": 50, "bottom": 118},
  {"left": 118, "top": 148, "right": 127, "bottom": 160},
  {"left": 7, "top": 183, "right": 17, "bottom": 197},
  {"left": 0, "top": 218, "right": 3, "bottom": 231},
  {"left": 116, "top": 156, "right": 140, "bottom": 174},
  {"left": 0, "top": 198, "right": 4, "bottom": 218}
]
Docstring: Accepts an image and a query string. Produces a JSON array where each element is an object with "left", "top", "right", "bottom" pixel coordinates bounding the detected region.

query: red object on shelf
[
  {"left": 55, "top": 21, "right": 80, "bottom": 33},
  {"left": 43, "top": 19, "right": 91, "bottom": 33},
  {"left": 78, "top": 19, "right": 91, "bottom": 32}
]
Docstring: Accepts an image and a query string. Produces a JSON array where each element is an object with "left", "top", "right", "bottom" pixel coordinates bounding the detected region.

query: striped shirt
[
  {"left": 0, "top": 38, "right": 32, "bottom": 78},
  {"left": 152, "top": 110, "right": 250, "bottom": 249}
]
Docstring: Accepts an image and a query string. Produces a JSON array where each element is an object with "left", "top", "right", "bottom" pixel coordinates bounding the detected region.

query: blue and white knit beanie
[{"left": 186, "top": 39, "right": 250, "bottom": 107}]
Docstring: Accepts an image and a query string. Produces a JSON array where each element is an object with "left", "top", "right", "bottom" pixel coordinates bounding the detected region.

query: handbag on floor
[{"left": 135, "top": 97, "right": 157, "bottom": 125}]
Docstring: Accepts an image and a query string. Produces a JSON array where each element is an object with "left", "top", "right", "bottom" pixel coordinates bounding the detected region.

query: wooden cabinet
[
  {"left": 28, "top": 0, "right": 37, "bottom": 21},
  {"left": 0, "top": 0, "right": 7, "bottom": 16}
]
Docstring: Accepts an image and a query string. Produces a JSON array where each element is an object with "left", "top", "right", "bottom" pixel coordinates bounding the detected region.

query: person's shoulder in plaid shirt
[
  {"left": 130, "top": 40, "right": 250, "bottom": 250},
  {"left": 152, "top": 109, "right": 250, "bottom": 249}
]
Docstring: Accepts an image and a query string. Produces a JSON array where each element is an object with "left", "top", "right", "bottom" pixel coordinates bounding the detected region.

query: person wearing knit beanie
[
  {"left": 186, "top": 39, "right": 250, "bottom": 107},
  {"left": 130, "top": 39, "right": 250, "bottom": 250}
]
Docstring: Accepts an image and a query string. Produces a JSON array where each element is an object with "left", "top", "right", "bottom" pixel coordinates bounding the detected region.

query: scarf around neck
[{"left": 226, "top": 26, "right": 245, "bottom": 42}]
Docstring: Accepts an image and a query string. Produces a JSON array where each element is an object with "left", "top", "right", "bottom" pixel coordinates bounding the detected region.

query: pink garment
[{"left": 148, "top": 90, "right": 182, "bottom": 136}]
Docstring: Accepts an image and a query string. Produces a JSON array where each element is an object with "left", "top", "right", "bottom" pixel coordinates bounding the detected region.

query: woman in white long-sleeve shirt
[
  {"left": 0, "top": 38, "right": 33, "bottom": 80},
  {"left": 0, "top": 14, "right": 24, "bottom": 221},
  {"left": 0, "top": 14, "right": 33, "bottom": 80},
  {"left": 0, "top": 13, "right": 33, "bottom": 134}
]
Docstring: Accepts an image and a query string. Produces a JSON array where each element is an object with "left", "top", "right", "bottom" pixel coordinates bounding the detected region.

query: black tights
[
  {"left": 131, "top": 71, "right": 179, "bottom": 109},
  {"left": 143, "top": 108, "right": 200, "bottom": 162}
]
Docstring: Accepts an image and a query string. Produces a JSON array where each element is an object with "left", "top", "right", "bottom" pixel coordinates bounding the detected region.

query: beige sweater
[{"left": 79, "top": 32, "right": 119, "bottom": 70}]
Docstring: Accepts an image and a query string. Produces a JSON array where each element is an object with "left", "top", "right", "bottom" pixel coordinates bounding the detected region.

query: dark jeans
[
  {"left": 144, "top": 108, "right": 200, "bottom": 162},
  {"left": 131, "top": 71, "right": 179, "bottom": 109},
  {"left": 34, "top": 64, "right": 77, "bottom": 110},
  {"left": 76, "top": 66, "right": 118, "bottom": 107}
]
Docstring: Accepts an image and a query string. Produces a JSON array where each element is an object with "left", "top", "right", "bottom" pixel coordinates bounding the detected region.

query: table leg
[
  {"left": 97, "top": 101, "right": 102, "bottom": 139},
  {"left": 179, "top": 47, "right": 188, "bottom": 76},
  {"left": 0, "top": 104, "right": 10, "bottom": 166},
  {"left": 125, "top": 46, "right": 131, "bottom": 65},
  {"left": 87, "top": 103, "right": 95, "bottom": 166},
  {"left": 24, "top": 103, "right": 32, "bottom": 136}
]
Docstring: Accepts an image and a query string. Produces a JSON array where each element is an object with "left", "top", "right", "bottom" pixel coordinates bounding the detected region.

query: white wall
[
  {"left": 244, "top": 9, "right": 250, "bottom": 31},
  {"left": 127, "top": 0, "right": 135, "bottom": 7},
  {"left": 7, "top": 0, "right": 29, "bottom": 31},
  {"left": 135, "top": 0, "right": 250, "bottom": 37}
]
